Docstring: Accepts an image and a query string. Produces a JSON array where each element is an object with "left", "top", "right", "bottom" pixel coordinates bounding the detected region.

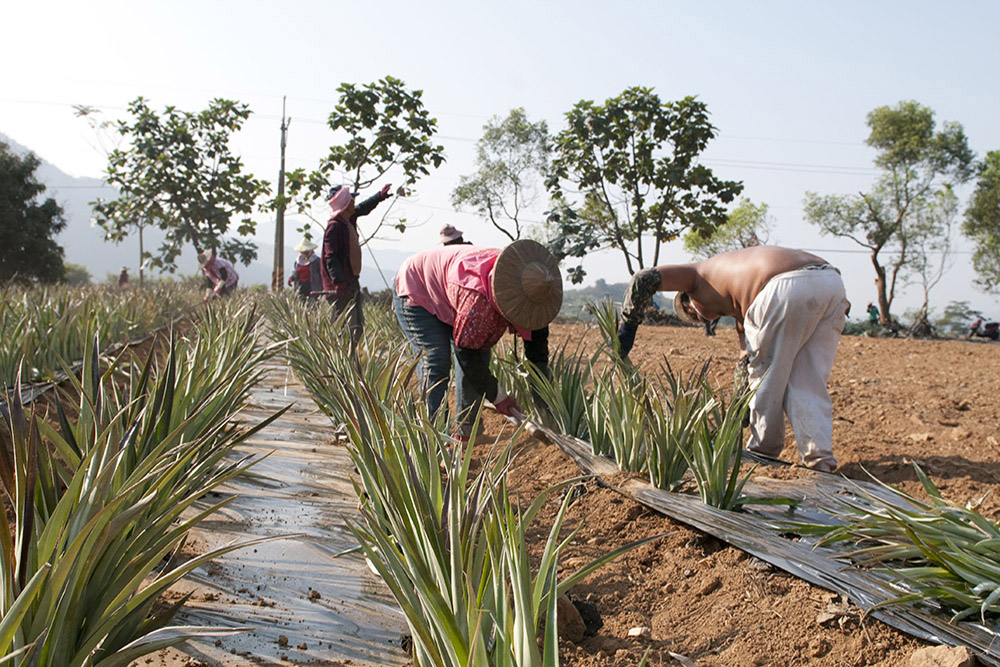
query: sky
[{"left": 4, "top": 0, "right": 1000, "bottom": 318}]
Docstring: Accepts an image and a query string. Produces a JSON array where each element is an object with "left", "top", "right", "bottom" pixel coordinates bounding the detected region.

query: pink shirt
[
  {"left": 395, "top": 245, "right": 531, "bottom": 346},
  {"left": 203, "top": 257, "right": 239, "bottom": 288}
]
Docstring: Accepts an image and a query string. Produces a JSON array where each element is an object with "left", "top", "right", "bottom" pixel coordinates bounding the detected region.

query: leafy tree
[
  {"left": 544, "top": 88, "right": 742, "bottom": 283},
  {"left": 0, "top": 141, "right": 66, "bottom": 284},
  {"left": 682, "top": 198, "right": 774, "bottom": 260},
  {"left": 963, "top": 150, "right": 1000, "bottom": 291},
  {"left": 285, "top": 76, "right": 446, "bottom": 242},
  {"left": 934, "top": 300, "right": 983, "bottom": 336},
  {"left": 90, "top": 97, "right": 270, "bottom": 273},
  {"left": 906, "top": 185, "right": 957, "bottom": 331},
  {"left": 63, "top": 263, "right": 91, "bottom": 285},
  {"left": 451, "top": 108, "right": 549, "bottom": 241},
  {"left": 804, "top": 100, "right": 974, "bottom": 324}
]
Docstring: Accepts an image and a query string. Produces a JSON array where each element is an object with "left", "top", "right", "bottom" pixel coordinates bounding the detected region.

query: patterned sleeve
[{"left": 452, "top": 287, "right": 509, "bottom": 350}]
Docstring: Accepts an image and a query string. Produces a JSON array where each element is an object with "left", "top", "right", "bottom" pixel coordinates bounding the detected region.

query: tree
[
  {"left": 284, "top": 76, "right": 446, "bottom": 242},
  {"left": 63, "top": 263, "right": 91, "bottom": 285},
  {"left": 682, "top": 198, "right": 774, "bottom": 260},
  {"left": 90, "top": 97, "right": 270, "bottom": 274},
  {"left": 934, "top": 300, "right": 983, "bottom": 336},
  {"left": 544, "top": 88, "right": 742, "bottom": 283},
  {"left": 0, "top": 141, "right": 66, "bottom": 284},
  {"left": 906, "top": 184, "right": 957, "bottom": 333},
  {"left": 451, "top": 108, "right": 549, "bottom": 241},
  {"left": 963, "top": 150, "right": 1000, "bottom": 291},
  {"left": 804, "top": 100, "right": 974, "bottom": 324}
]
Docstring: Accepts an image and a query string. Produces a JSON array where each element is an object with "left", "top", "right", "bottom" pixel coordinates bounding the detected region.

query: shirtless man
[{"left": 617, "top": 246, "right": 850, "bottom": 473}]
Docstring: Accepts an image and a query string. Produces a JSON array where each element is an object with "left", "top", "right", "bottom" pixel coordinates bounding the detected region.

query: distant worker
[
  {"left": 867, "top": 302, "right": 879, "bottom": 325},
  {"left": 617, "top": 246, "right": 849, "bottom": 473},
  {"left": 322, "top": 183, "right": 392, "bottom": 344},
  {"left": 198, "top": 250, "right": 239, "bottom": 302},
  {"left": 439, "top": 224, "right": 471, "bottom": 246},
  {"left": 394, "top": 240, "right": 562, "bottom": 439},
  {"left": 118, "top": 266, "right": 129, "bottom": 288},
  {"left": 288, "top": 238, "right": 322, "bottom": 301}
]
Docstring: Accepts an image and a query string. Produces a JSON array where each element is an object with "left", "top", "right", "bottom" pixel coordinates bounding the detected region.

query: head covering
[
  {"left": 294, "top": 239, "right": 318, "bottom": 252},
  {"left": 328, "top": 186, "right": 354, "bottom": 220},
  {"left": 490, "top": 240, "right": 563, "bottom": 331},
  {"left": 439, "top": 224, "right": 464, "bottom": 244},
  {"left": 326, "top": 184, "right": 359, "bottom": 200},
  {"left": 197, "top": 250, "right": 214, "bottom": 267},
  {"left": 673, "top": 292, "right": 701, "bottom": 324}
]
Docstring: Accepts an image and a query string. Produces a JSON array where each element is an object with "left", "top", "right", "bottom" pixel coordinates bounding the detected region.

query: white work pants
[{"left": 743, "top": 267, "right": 848, "bottom": 471}]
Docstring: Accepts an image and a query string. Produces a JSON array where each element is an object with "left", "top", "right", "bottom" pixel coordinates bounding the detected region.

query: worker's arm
[{"left": 617, "top": 265, "right": 698, "bottom": 357}]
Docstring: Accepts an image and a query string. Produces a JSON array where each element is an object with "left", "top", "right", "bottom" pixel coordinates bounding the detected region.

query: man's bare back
[{"left": 660, "top": 246, "right": 828, "bottom": 320}]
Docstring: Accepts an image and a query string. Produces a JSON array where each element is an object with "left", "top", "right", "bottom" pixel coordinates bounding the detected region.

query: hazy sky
[{"left": 4, "top": 0, "right": 999, "bottom": 315}]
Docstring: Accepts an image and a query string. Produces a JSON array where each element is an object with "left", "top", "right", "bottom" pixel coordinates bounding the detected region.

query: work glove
[
  {"left": 494, "top": 395, "right": 522, "bottom": 419},
  {"left": 617, "top": 321, "right": 638, "bottom": 358}
]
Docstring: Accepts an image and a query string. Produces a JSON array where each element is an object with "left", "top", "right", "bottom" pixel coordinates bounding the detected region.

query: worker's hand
[
  {"left": 379, "top": 183, "right": 392, "bottom": 199},
  {"left": 621, "top": 268, "right": 661, "bottom": 328},
  {"left": 617, "top": 321, "right": 638, "bottom": 358},
  {"left": 494, "top": 395, "right": 522, "bottom": 419}
]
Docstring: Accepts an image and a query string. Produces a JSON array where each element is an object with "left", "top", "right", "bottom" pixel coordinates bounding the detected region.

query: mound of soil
[{"left": 476, "top": 323, "right": 1000, "bottom": 666}]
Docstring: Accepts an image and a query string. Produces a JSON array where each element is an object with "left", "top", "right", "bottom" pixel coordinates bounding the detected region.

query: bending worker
[
  {"left": 394, "top": 239, "right": 562, "bottom": 439},
  {"left": 198, "top": 250, "right": 239, "bottom": 302},
  {"left": 617, "top": 245, "right": 849, "bottom": 473}
]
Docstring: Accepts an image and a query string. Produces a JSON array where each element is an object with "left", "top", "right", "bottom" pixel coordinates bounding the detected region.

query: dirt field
[{"left": 486, "top": 322, "right": 1000, "bottom": 666}]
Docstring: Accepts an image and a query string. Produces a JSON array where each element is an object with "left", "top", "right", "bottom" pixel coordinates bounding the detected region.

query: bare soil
[{"left": 479, "top": 322, "right": 1000, "bottom": 666}]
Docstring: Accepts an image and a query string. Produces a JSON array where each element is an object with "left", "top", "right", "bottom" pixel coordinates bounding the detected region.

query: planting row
[
  {"left": 0, "top": 284, "right": 201, "bottom": 390},
  {"left": 0, "top": 298, "right": 281, "bottom": 665}
]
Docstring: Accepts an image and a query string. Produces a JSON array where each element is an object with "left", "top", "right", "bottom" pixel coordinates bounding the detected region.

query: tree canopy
[
  {"left": 963, "top": 150, "right": 1000, "bottom": 291},
  {"left": 0, "top": 141, "right": 66, "bottom": 284},
  {"left": 91, "top": 97, "right": 270, "bottom": 272},
  {"left": 451, "top": 108, "right": 549, "bottom": 242},
  {"left": 682, "top": 198, "right": 774, "bottom": 260},
  {"left": 544, "top": 88, "right": 742, "bottom": 283},
  {"left": 285, "top": 76, "right": 446, "bottom": 242},
  {"left": 804, "top": 100, "right": 974, "bottom": 324}
]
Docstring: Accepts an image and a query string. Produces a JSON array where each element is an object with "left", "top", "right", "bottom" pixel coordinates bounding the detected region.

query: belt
[{"left": 800, "top": 262, "right": 840, "bottom": 275}]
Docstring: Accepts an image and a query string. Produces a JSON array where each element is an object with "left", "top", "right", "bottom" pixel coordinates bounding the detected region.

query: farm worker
[
  {"left": 867, "top": 302, "right": 879, "bottom": 324},
  {"left": 439, "top": 224, "right": 471, "bottom": 246},
  {"left": 321, "top": 183, "right": 393, "bottom": 344},
  {"left": 198, "top": 250, "right": 239, "bottom": 302},
  {"left": 288, "top": 238, "right": 323, "bottom": 301},
  {"left": 616, "top": 245, "right": 849, "bottom": 473},
  {"left": 394, "top": 239, "right": 562, "bottom": 439},
  {"left": 118, "top": 266, "right": 129, "bottom": 288}
]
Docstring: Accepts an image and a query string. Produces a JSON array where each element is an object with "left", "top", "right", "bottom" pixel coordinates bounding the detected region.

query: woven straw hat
[
  {"left": 491, "top": 240, "right": 563, "bottom": 330},
  {"left": 197, "top": 250, "right": 213, "bottom": 267},
  {"left": 673, "top": 292, "right": 701, "bottom": 324},
  {"left": 294, "top": 239, "right": 318, "bottom": 252}
]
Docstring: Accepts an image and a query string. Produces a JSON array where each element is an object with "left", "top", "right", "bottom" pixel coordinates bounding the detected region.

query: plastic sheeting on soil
[
  {"left": 523, "top": 420, "right": 1000, "bottom": 666},
  {"left": 154, "top": 356, "right": 407, "bottom": 666}
]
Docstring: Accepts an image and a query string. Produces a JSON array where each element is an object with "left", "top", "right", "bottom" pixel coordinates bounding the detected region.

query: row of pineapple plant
[
  {"left": 265, "top": 293, "right": 656, "bottom": 666},
  {"left": 0, "top": 283, "right": 200, "bottom": 389},
  {"left": 492, "top": 299, "right": 762, "bottom": 510},
  {"left": 499, "top": 299, "right": 1000, "bottom": 628},
  {"left": 0, "top": 297, "right": 282, "bottom": 665}
]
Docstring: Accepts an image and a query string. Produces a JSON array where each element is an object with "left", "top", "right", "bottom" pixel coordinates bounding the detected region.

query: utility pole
[{"left": 272, "top": 97, "right": 290, "bottom": 291}]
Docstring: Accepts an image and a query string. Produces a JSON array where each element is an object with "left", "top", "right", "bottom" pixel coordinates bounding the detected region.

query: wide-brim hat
[
  {"left": 439, "top": 224, "right": 464, "bottom": 244},
  {"left": 673, "top": 292, "right": 701, "bottom": 324},
  {"left": 197, "top": 250, "right": 213, "bottom": 267},
  {"left": 294, "top": 239, "right": 318, "bottom": 252},
  {"left": 491, "top": 240, "right": 563, "bottom": 331}
]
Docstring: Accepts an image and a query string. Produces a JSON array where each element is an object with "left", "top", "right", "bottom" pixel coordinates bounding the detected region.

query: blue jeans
[{"left": 394, "top": 292, "right": 458, "bottom": 421}]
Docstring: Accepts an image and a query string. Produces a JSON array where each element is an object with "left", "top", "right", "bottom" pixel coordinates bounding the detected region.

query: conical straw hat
[{"left": 491, "top": 240, "right": 563, "bottom": 330}]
